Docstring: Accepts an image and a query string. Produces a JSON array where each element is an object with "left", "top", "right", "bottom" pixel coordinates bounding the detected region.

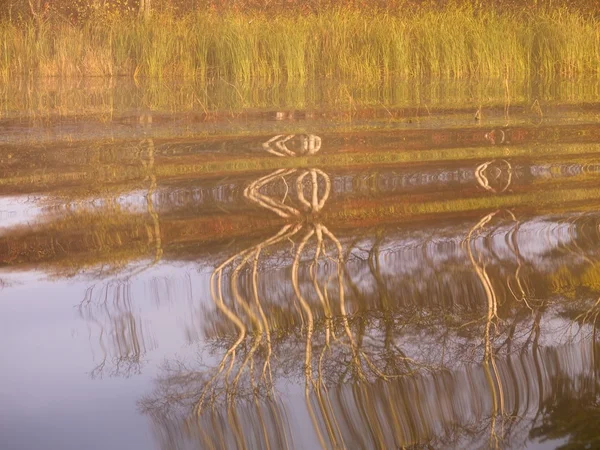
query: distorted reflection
[
  {"left": 80, "top": 280, "right": 157, "bottom": 378},
  {"left": 5, "top": 81, "right": 600, "bottom": 450},
  {"left": 475, "top": 159, "right": 513, "bottom": 193},
  {"left": 263, "top": 134, "right": 322, "bottom": 157},
  {"left": 139, "top": 136, "right": 164, "bottom": 267},
  {"left": 139, "top": 134, "right": 600, "bottom": 449}
]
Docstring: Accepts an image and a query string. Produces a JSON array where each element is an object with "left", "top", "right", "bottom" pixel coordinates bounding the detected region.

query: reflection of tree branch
[
  {"left": 475, "top": 159, "right": 513, "bottom": 194},
  {"left": 506, "top": 217, "right": 535, "bottom": 311},
  {"left": 121, "top": 137, "right": 163, "bottom": 280},
  {"left": 196, "top": 224, "right": 302, "bottom": 414},
  {"left": 466, "top": 211, "right": 501, "bottom": 335},
  {"left": 466, "top": 210, "right": 528, "bottom": 449},
  {"left": 80, "top": 281, "right": 153, "bottom": 378},
  {"left": 262, "top": 134, "right": 321, "bottom": 157},
  {"left": 296, "top": 169, "right": 330, "bottom": 213},
  {"left": 574, "top": 296, "right": 600, "bottom": 329},
  {"left": 179, "top": 132, "right": 436, "bottom": 435},
  {"left": 244, "top": 169, "right": 301, "bottom": 218}
]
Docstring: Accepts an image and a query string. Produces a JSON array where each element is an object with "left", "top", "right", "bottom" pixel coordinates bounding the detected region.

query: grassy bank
[{"left": 1, "top": 7, "right": 599, "bottom": 83}]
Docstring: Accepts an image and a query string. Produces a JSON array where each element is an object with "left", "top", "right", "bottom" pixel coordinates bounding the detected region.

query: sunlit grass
[{"left": 1, "top": 8, "right": 598, "bottom": 82}]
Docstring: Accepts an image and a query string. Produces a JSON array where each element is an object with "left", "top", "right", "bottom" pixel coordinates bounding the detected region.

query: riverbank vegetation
[{"left": 0, "top": 0, "right": 599, "bottom": 82}]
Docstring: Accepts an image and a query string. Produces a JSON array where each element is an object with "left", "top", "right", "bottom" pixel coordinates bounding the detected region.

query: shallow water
[{"left": 2, "top": 79, "right": 600, "bottom": 450}]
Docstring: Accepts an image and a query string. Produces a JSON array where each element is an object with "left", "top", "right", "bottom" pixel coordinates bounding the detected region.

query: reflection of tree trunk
[
  {"left": 144, "top": 139, "right": 162, "bottom": 264},
  {"left": 368, "top": 232, "right": 390, "bottom": 309},
  {"left": 195, "top": 224, "right": 301, "bottom": 415},
  {"left": 466, "top": 211, "right": 509, "bottom": 449},
  {"left": 292, "top": 227, "right": 316, "bottom": 392},
  {"left": 138, "top": 137, "right": 163, "bottom": 266},
  {"left": 367, "top": 232, "right": 397, "bottom": 372}
]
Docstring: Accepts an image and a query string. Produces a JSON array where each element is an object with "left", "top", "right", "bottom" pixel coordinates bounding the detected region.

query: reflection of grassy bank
[
  {"left": 2, "top": 143, "right": 600, "bottom": 195},
  {"left": 4, "top": 183, "right": 600, "bottom": 272},
  {"left": 2, "top": 77, "right": 600, "bottom": 121},
  {"left": 1, "top": 8, "right": 599, "bottom": 82}
]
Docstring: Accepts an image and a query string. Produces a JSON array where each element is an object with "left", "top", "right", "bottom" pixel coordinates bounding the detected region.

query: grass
[{"left": 1, "top": 7, "right": 599, "bottom": 83}]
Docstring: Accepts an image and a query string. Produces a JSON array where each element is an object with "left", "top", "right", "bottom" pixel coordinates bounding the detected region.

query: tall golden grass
[{"left": 1, "top": 7, "right": 599, "bottom": 82}]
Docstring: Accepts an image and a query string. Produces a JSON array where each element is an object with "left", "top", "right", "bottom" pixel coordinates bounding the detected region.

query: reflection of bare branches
[
  {"left": 195, "top": 223, "right": 302, "bottom": 413},
  {"left": 475, "top": 159, "right": 513, "bottom": 193},
  {"left": 143, "top": 336, "right": 600, "bottom": 450},
  {"left": 141, "top": 202, "right": 600, "bottom": 448},
  {"left": 262, "top": 134, "right": 321, "bottom": 157},
  {"left": 244, "top": 169, "right": 301, "bottom": 218},
  {"left": 148, "top": 209, "right": 437, "bottom": 447},
  {"left": 80, "top": 281, "right": 155, "bottom": 378},
  {"left": 243, "top": 168, "right": 330, "bottom": 218},
  {"left": 575, "top": 296, "right": 600, "bottom": 330},
  {"left": 142, "top": 131, "right": 600, "bottom": 449},
  {"left": 176, "top": 134, "right": 433, "bottom": 433},
  {"left": 465, "top": 210, "right": 530, "bottom": 449}
]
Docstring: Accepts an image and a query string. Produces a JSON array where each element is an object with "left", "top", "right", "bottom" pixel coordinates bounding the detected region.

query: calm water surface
[{"left": 2, "top": 79, "right": 600, "bottom": 450}]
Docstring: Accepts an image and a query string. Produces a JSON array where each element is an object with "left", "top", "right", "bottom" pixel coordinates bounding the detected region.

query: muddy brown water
[{"left": 2, "top": 79, "right": 600, "bottom": 450}]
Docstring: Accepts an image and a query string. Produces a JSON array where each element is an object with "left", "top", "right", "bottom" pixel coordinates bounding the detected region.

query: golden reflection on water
[
  {"left": 131, "top": 135, "right": 600, "bottom": 449},
  {"left": 4, "top": 81, "right": 600, "bottom": 450},
  {"left": 3, "top": 115, "right": 600, "bottom": 449}
]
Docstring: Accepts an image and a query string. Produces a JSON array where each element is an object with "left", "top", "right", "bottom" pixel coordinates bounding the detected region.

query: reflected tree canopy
[{"left": 136, "top": 135, "right": 600, "bottom": 449}]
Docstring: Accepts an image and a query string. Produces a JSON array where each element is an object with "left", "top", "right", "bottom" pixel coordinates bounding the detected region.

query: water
[{"left": 1, "top": 79, "right": 600, "bottom": 450}]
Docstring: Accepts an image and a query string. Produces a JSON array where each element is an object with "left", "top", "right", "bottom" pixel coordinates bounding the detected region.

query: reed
[{"left": 0, "top": 7, "right": 599, "bottom": 83}]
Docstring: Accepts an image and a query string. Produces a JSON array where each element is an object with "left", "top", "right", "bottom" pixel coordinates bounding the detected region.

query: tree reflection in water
[
  {"left": 530, "top": 370, "right": 600, "bottom": 450},
  {"left": 80, "top": 280, "right": 157, "bottom": 378},
  {"left": 139, "top": 135, "right": 600, "bottom": 449},
  {"left": 189, "top": 135, "right": 429, "bottom": 416}
]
